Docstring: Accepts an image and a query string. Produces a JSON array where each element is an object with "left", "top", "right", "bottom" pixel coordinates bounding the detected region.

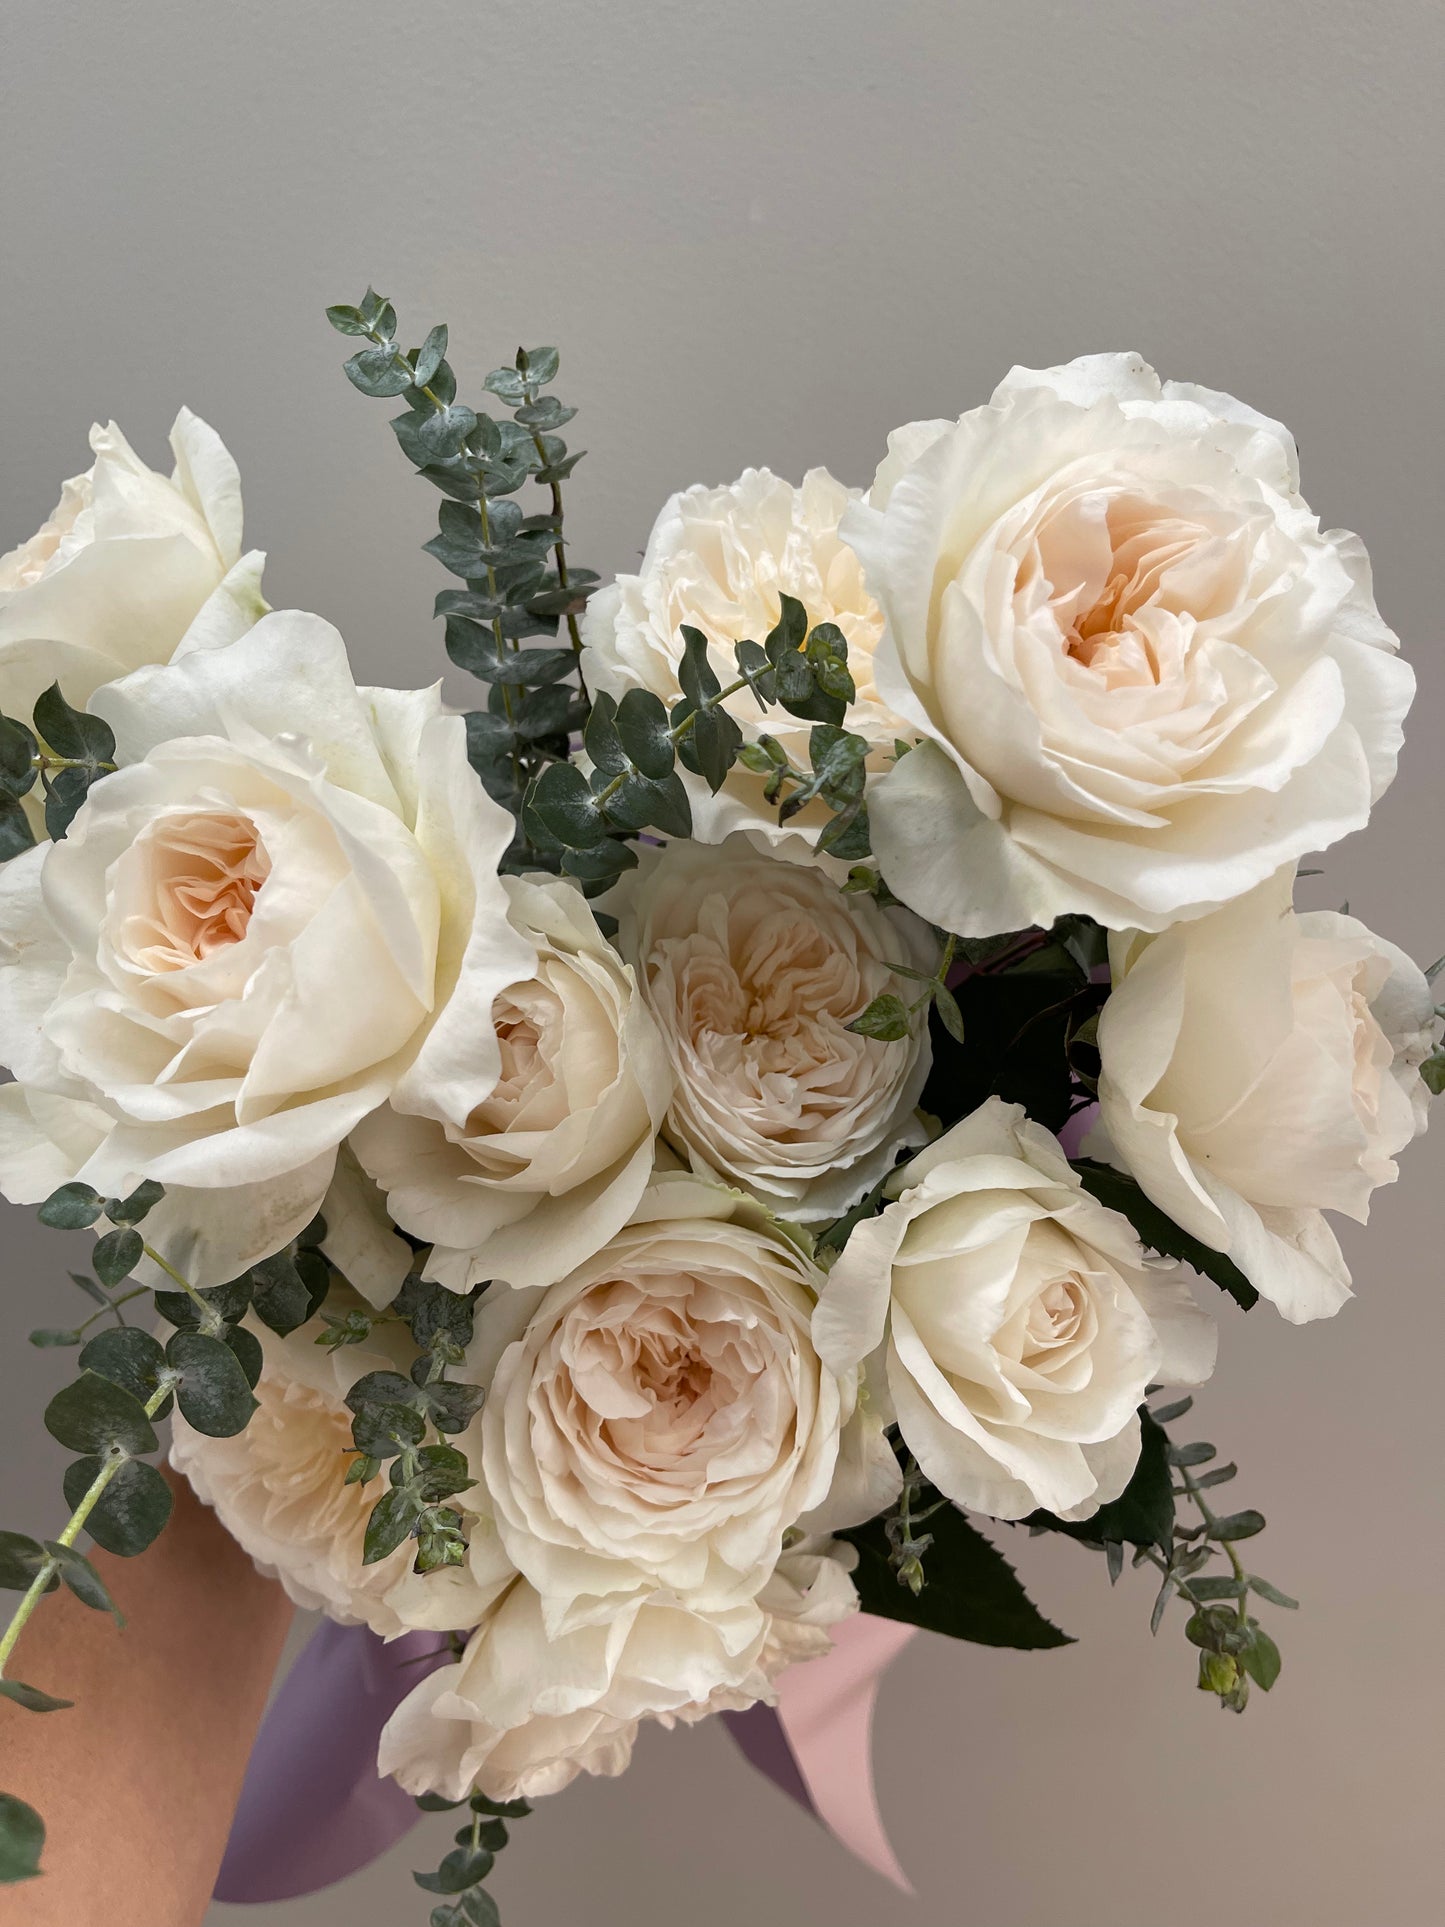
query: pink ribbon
[{"left": 735, "top": 1614, "right": 917, "bottom": 1891}]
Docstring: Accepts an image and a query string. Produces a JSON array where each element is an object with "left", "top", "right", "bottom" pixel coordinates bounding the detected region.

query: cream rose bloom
[
  {"left": 814, "top": 1098, "right": 1216, "bottom": 1521},
  {"left": 0, "top": 410, "right": 266, "bottom": 829},
  {"left": 0, "top": 612, "right": 532, "bottom": 1283},
  {"left": 844, "top": 353, "right": 1414, "bottom": 934},
  {"left": 473, "top": 1174, "right": 897, "bottom": 1635},
  {"left": 352, "top": 873, "right": 673, "bottom": 1295},
  {"left": 610, "top": 836, "right": 932, "bottom": 1219},
  {"left": 1095, "top": 868, "right": 1438, "bottom": 1323},
  {"left": 378, "top": 1539, "right": 858, "bottom": 1802},
  {"left": 580, "top": 467, "right": 908, "bottom": 847},
  {"left": 170, "top": 1297, "right": 513, "bottom": 1638}
]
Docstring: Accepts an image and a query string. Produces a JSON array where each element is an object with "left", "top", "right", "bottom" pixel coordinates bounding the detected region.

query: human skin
[{"left": 1, "top": 1469, "right": 292, "bottom": 1926}]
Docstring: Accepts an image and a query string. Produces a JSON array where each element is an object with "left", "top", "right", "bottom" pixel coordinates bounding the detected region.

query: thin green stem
[
  {"left": 75, "top": 1286, "right": 147, "bottom": 1337},
  {"left": 1178, "top": 1462, "right": 1249, "bottom": 1624},
  {"left": 0, "top": 1380, "right": 172, "bottom": 1676},
  {"left": 140, "top": 1241, "right": 215, "bottom": 1328}
]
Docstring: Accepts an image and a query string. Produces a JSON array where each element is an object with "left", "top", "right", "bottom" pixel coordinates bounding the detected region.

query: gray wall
[{"left": 3, "top": 3, "right": 1442, "bottom": 1923}]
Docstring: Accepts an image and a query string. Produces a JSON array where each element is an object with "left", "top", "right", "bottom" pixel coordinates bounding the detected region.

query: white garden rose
[
  {"left": 0, "top": 612, "right": 533, "bottom": 1282},
  {"left": 610, "top": 836, "right": 932, "bottom": 1218},
  {"left": 0, "top": 410, "right": 266, "bottom": 831},
  {"left": 170, "top": 1296, "right": 514, "bottom": 1638},
  {"left": 844, "top": 353, "right": 1415, "bottom": 934},
  {"left": 814, "top": 1098, "right": 1216, "bottom": 1520},
  {"left": 580, "top": 467, "right": 908, "bottom": 847},
  {"left": 378, "top": 1538, "right": 858, "bottom": 1802},
  {"left": 473, "top": 1174, "right": 896, "bottom": 1635},
  {"left": 1095, "top": 868, "right": 1439, "bottom": 1323},
  {"left": 352, "top": 872, "right": 673, "bottom": 1295}
]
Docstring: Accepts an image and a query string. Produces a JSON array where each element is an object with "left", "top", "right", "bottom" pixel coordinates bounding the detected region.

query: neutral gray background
[{"left": 2, "top": 2, "right": 1442, "bottom": 1923}]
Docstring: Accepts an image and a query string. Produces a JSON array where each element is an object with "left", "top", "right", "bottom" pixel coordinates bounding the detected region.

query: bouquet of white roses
[{"left": 0, "top": 295, "right": 1437, "bottom": 1915}]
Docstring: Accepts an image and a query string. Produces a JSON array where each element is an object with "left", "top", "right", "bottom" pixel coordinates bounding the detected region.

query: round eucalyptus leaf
[
  {"left": 224, "top": 1323, "right": 264, "bottom": 1389},
  {"left": 78, "top": 1328, "right": 171, "bottom": 1414},
  {"left": 166, "top": 1331, "right": 259, "bottom": 1438},
  {"left": 44, "top": 1373, "right": 158, "bottom": 1457},
  {"left": 0, "top": 1794, "right": 45, "bottom": 1884},
  {"left": 62, "top": 1457, "right": 173, "bottom": 1559},
  {"left": 37, "top": 1182, "right": 103, "bottom": 1230},
  {"left": 92, "top": 1226, "right": 143, "bottom": 1289}
]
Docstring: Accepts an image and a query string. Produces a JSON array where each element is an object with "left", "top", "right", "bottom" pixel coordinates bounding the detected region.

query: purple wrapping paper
[{"left": 213, "top": 1621, "right": 449, "bottom": 1903}]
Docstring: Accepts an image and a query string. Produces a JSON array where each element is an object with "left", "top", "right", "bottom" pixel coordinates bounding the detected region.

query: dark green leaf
[
  {"left": 0, "top": 1679, "right": 72, "bottom": 1714},
  {"left": 0, "top": 1531, "right": 48, "bottom": 1590},
  {"left": 413, "top": 324, "right": 449, "bottom": 387},
  {"left": 932, "top": 984, "right": 966, "bottom": 1045},
  {"left": 560, "top": 840, "right": 637, "bottom": 894},
  {"left": 344, "top": 344, "right": 413, "bottom": 399},
  {"left": 0, "top": 788, "right": 36, "bottom": 859},
  {"left": 249, "top": 1253, "right": 312, "bottom": 1336},
  {"left": 105, "top": 1179, "right": 165, "bottom": 1227},
  {"left": 364, "top": 1487, "right": 420, "bottom": 1564},
  {"left": 423, "top": 1382, "right": 485, "bottom": 1436},
  {"left": 686, "top": 705, "right": 744, "bottom": 795},
  {"left": 153, "top": 1276, "right": 250, "bottom": 1332},
  {"left": 226, "top": 1324, "right": 264, "bottom": 1389},
  {"left": 0, "top": 713, "right": 38, "bottom": 794},
  {"left": 526, "top": 760, "right": 606, "bottom": 849},
  {"left": 42, "top": 765, "right": 94, "bottom": 840},
  {"left": 79, "top": 1329, "right": 171, "bottom": 1413},
  {"left": 804, "top": 622, "right": 856, "bottom": 704},
  {"left": 677, "top": 625, "right": 722, "bottom": 708},
  {"left": 847, "top": 993, "right": 911, "bottom": 1042},
  {"left": 38, "top": 1183, "right": 103, "bottom": 1230},
  {"left": 843, "top": 1506, "right": 1072, "bottom": 1649},
  {"left": 518, "top": 345, "right": 559, "bottom": 385},
  {"left": 92, "top": 1227, "right": 142, "bottom": 1289},
  {"left": 0, "top": 1793, "right": 45, "bottom": 1883},
  {"left": 1208, "top": 1510, "right": 1266, "bottom": 1542},
  {"left": 29, "top": 1325, "right": 82, "bottom": 1348},
  {"left": 166, "top": 1331, "right": 258, "bottom": 1437},
  {"left": 1029, "top": 1410, "right": 1175, "bottom": 1552},
  {"left": 1247, "top": 1575, "right": 1299, "bottom": 1610},
  {"left": 32, "top": 685, "right": 115, "bottom": 767},
  {"left": 603, "top": 769, "right": 693, "bottom": 838},
  {"left": 415, "top": 1847, "right": 494, "bottom": 1894},
  {"left": 1240, "top": 1624, "right": 1282, "bottom": 1691},
  {"left": 469, "top": 1794, "right": 531, "bottom": 1819},
  {"left": 1167, "top": 1441, "right": 1217, "bottom": 1467},
  {"left": 325, "top": 303, "right": 370, "bottom": 336},
  {"left": 44, "top": 1374, "right": 157, "bottom": 1457},
  {"left": 45, "top": 1544, "right": 123, "bottom": 1622},
  {"left": 63, "top": 1457, "right": 172, "bottom": 1557},
  {"left": 614, "top": 689, "right": 675, "bottom": 781},
  {"left": 1072, "top": 1159, "right": 1259, "bottom": 1310}
]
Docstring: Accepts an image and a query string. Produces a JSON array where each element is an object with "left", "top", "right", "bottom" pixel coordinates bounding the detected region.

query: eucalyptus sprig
[
  {"left": 1134, "top": 1395, "right": 1295, "bottom": 1711},
  {"left": 327, "top": 291, "right": 598, "bottom": 850},
  {"left": 413, "top": 1788, "right": 532, "bottom": 1926},
  {"left": 343, "top": 1270, "right": 488, "bottom": 1573},
  {"left": 520, "top": 593, "right": 876, "bottom": 894}
]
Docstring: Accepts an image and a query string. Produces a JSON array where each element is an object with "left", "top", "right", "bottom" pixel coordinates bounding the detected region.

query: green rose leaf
[
  {"left": 1072, "top": 1159, "right": 1259, "bottom": 1311},
  {"left": 1027, "top": 1410, "right": 1175, "bottom": 1551},
  {"left": 842, "top": 1505, "right": 1073, "bottom": 1650},
  {"left": 0, "top": 1793, "right": 45, "bottom": 1883},
  {"left": 166, "top": 1331, "right": 259, "bottom": 1438},
  {"left": 62, "top": 1457, "right": 173, "bottom": 1558},
  {"left": 44, "top": 1374, "right": 158, "bottom": 1457}
]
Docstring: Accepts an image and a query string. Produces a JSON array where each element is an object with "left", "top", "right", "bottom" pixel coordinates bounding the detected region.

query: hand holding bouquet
[{"left": 0, "top": 303, "right": 1436, "bottom": 1914}]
